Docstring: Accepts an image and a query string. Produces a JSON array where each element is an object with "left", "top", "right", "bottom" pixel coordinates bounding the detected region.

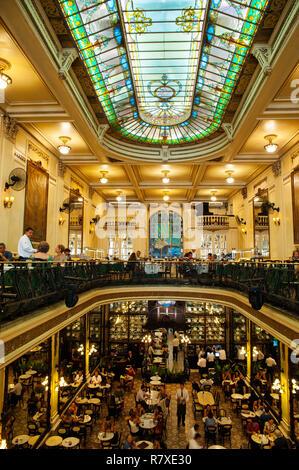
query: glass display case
[
  {"left": 108, "top": 301, "right": 148, "bottom": 346},
  {"left": 185, "top": 301, "right": 226, "bottom": 345},
  {"left": 232, "top": 311, "right": 247, "bottom": 343}
]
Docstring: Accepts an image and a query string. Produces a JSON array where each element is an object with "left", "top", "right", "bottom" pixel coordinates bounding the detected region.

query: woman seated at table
[
  {"left": 69, "top": 401, "right": 78, "bottom": 417},
  {"left": 232, "top": 370, "right": 241, "bottom": 384},
  {"left": 102, "top": 415, "right": 114, "bottom": 433},
  {"left": 203, "top": 405, "right": 214, "bottom": 418},
  {"left": 204, "top": 412, "right": 216, "bottom": 432},
  {"left": 153, "top": 406, "right": 163, "bottom": 436},
  {"left": 222, "top": 369, "right": 232, "bottom": 383},
  {"left": 135, "top": 402, "right": 146, "bottom": 418},
  {"left": 61, "top": 409, "right": 74, "bottom": 426},
  {"left": 126, "top": 410, "right": 140, "bottom": 436},
  {"left": 264, "top": 418, "right": 277, "bottom": 435},
  {"left": 252, "top": 399, "right": 263, "bottom": 413},
  {"left": 246, "top": 418, "right": 260, "bottom": 437}
]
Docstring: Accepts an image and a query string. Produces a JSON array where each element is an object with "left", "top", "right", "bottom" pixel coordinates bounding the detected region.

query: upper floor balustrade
[{"left": 0, "top": 259, "right": 298, "bottom": 325}]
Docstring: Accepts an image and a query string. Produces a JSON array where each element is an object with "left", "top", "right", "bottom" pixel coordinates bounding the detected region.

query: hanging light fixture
[
  {"left": 57, "top": 136, "right": 72, "bottom": 155},
  {"left": 210, "top": 190, "right": 217, "bottom": 201},
  {"left": 0, "top": 59, "right": 12, "bottom": 89},
  {"left": 163, "top": 191, "right": 169, "bottom": 201},
  {"left": 116, "top": 190, "right": 122, "bottom": 202},
  {"left": 162, "top": 170, "right": 170, "bottom": 184},
  {"left": 264, "top": 135, "right": 278, "bottom": 153},
  {"left": 225, "top": 170, "right": 235, "bottom": 184},
  {"left": 100, "top": 171, "right": 108, "bottom": 184}
]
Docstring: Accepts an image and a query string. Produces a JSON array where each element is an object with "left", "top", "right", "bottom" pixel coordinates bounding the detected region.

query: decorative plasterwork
[
  {"left": 241, "top": 187, "right": 248, "bottom": 199},
  {"left": 251, "top": 43, "right": 272, "bottom": 75},
  {"left": 221, "top": 123, "right": 234, "bottom": 142},
  {"left": 58, "top": 161, "right": 67, "bottom": 177},
  {"left": 272, "top": 159, "right": 281, "bottom": 177},
  {"left": 28, "top": 142, "right": 49, "bottom": 170},
  {"left": 2, "top": 114, "right": 19, "bottom": 142},
  {"left": 58, "top": 47, "right": 78, "bottom": 79},
  {"left": 97, "top": 124, "right": 109, "bottom": 144},
  {"left": 70, "top": 176, "right": 84, "bottom": 191}
]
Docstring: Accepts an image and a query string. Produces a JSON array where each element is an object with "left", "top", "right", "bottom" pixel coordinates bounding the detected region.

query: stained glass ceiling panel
[{"left": 58, "top": 0, "right": 269, "bottom": 145}]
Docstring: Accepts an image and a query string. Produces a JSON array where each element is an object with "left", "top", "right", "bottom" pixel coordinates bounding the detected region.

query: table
[
  {"left": 45, "top": 436, "right": 63, "bottom": 447},
  {"left": 19, "top": 374, "right": 31, "bottom": 380},
  {"left": 99, "top": 384, "right": 111, "bottom": 389},
  {"left": 76, "top": 397, "right": 89, "bottom": 405},
  {"left": 153, "top": 358, "right": 163, "bottom": 363},
  {"left": 140, "top": 413, "right": 156, "bottom": 430},
  {"left": 197, "top": 391, "right": 215, "bottom": 406},
  {"left": 208, "top": 445, "right": 226, "bottom": 449},
  {"left": 89, "top": 398, "right": 101, "bottom": 405},
  {"left": 216, "top": 417, "right": 232, "bottom": 426},
  {"left": 200, "top": 379, "right": 214, "bottom": 386},
  {"left": 241, "top": 411, "right": 255, "bottom": 419},
  {"left": 62, "top": 437, "right": 80, "bottom": 448},
  {"left": 98, "top": 432, "right": 114, "bottom": 442},
  {"left": 271, "top": 393, "right": 280, "bottom": 400},
  {"left": 150, "top": 380, "right": 162, "bottom": 386},
  {"left": 231, "top": 393, "right": 245, "bottom": 400},
  {"left": 87, "top": 383, "right": 100, "bottom": 389},
  {"left": 26, "top": 369, "right": 37, "bottom": 375},
  {"left": 12, "top": 435, "right": 29, "bottom": 446},
  {"left": 153, "top": 350, "right": 163, "bottom": 356},
  {"left": 150, "top": 376, "right": 161, "bottom": 381},
  {"left": 76, "top": 415, "right": 91, "bottom": 424},
  {"left": 136, "top": 440, "right": 154, "bottom": 449}
]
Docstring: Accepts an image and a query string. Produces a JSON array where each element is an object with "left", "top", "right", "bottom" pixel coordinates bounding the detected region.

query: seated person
[
  {"left": 232, "top": 371, "right": 241, "bottom": 383},
  {"left": 27, "top": 392, "right": 38, "bottom": 416},
  {"left": 32, "top": 241, "right": 51, "bottom": 261},
  {"left": 126, "top": 410, "right": 140, "bottom": 436},
  {"left": 246, "top": 418, "right": 260, "bottom": 437},
  {"left": 74, "top": 370, "right": 83, "bottom": 384},
  {"left": 61, "top": 409, "right": 74, "bottom": 426},
  {"left": 189, "top": 423, "right": 200, "bottom": 441},
  {"left": 189, "top": 433, "right": 203, "bottom": 449},
  {"left": 114, "top": 384, "right": 125, "bottom": 403},
  {"left": 252, "top": 399, "right": 263, "bottom": 413},
  {"left": 259, "top": 409, "right": 271, "bottom": 433},
  {"left": 264, "top": 418, "right": 277, "bottom": 435},
  {"left": 64, "top": 248, "right": 72, "bottom": 261},
  {"left": 222, "top": 369, "right": 232, "bottom": 382},
  {"left": 102, "top": 415, "right": 114, "bottom": 433},
  {"left": 123, "top": 434, "right": 136, "bottom": 449},
  {"left": 0, "top": 242, "right": 13, "bottom": 261},
  {"left": 53, "top": 244, "right": 67, "bottom": 262},
  {"left": 90, "top": 370, "right": 102, "bottom": 385},
  {"left": 203, "top": 404, "right": 213, "bottom": 418},
  {"left": 127, "top": 350, "right": 135, "bottom": 366},
  {"left": 135, "top": 402, "right": 145, "bottom": 418},
  {"left": 69, "top": 401, "right": 78, "bottom": 417},
  {"left": 204, "top": 412, "right": 216, "bottom": 433}
]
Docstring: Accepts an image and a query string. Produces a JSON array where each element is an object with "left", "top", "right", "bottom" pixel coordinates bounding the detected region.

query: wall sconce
[
  {"left": 58, "top": 216, "right": 65, "bottom": 225},
  {"left": 273, "top": 216, "right": 280, "bottom": 225},
  {"left": 3, "top": 195, "right": 14, "bottom": 208}
]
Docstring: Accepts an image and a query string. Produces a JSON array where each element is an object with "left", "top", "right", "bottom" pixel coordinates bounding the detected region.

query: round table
[
  {"left": 99, "top": 384, "right": 111, "bottom": 389},
  {"left": 208, "top": 445, "right": 226, "bottom": 449},
  {"left": 136, "top": 440, "right": 154, "bottom": 449},
  {"left": 231, "top": 393, "right": 244, "bottom": 400},
  {"left": 76, "top": 415, "right": 91, "bottom": 424},
  {"left": 140, "top": 413, "right": 156, "bottom": 430},
  {"left": 76, "top": 398, "right": 89, "bottom": 405},
  {"left": 19, "top": 374, "right": 31, "bottom": 380},
  {"left": 216, "top": 417, "right": 232, "bottom": 425},
  {"left": 26, "top": 370, "right": 37, "bottom": 375},
  {"left": 12, "top": 435, "right": 29, "bottom": 446},
  {"left": 150, "top": 376, "right": 161, "bottom": 381},
  {"left": 241, "top": 411, "right": 255, "bottom": 419},
  {"left": 98, "top": 432, "right": 114, "bottom": 442},
  {"left": 271, "top": 393, "right": 280, "bottom": 400},
  {"left": 197, "top": 391, "right": 215, "bottom": 406},
  {"left": 45, "top": 436, "right": 63, "bottom": 447},
  {"left": 89, "top": 398, "right": 101, "bottom": 405},
  {"left": 62, "top": 437, "right": 80, "bottom": 448},
  {"left": 150, "top": 380, "right": 161, "bottom": 386},
  {"left": 88, "top": 383, "right": 100, "bottom": 389},
  {"left": 153, "top": 350, "right": 163, "bottom": 356},
  {"left": 251, "top": 433, "right": 269, "bottom": 445},
  {"left": 28, "top": 435, "right": 40, "bottom": 447},
  {"left": 153, "top": 358, "right": 163, "bottom": 363}
]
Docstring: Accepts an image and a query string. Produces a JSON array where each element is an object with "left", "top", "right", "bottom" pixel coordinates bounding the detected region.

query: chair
[
  {"left": 27, "top": 421, "right": 39, "bottom": 436},
  {"left": 205, "top": 426, "right": 217, "bottom": 446},
  {"left": 110, "top": 431, "right": 121, "bottom": 448},
  {"left": 193, "top": 401, "right": 203, "bottom": 418},
  {"left": 218, "top": 408, "right": 226, "bottom": 418},
  {"left": 57, "top": 427, "right": 68, "bottom": 438},
  {"left": 219, "top": 424, "right": 232, "bottom": 447}
]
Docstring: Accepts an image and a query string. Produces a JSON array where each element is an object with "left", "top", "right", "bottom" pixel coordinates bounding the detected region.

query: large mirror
[
  {"left": 68, "top": 189, "right": 84, "bottom": 256},
  {"left": 253, "top": 189, "right": 270, "bottom": 258}
]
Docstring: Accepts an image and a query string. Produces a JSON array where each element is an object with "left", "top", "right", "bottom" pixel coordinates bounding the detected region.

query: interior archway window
[{"left": 149, "top": 210, "right": 183, "bottom": 258}]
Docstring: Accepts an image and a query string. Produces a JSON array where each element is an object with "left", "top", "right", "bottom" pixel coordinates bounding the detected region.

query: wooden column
[{"left": 280, "top": 343, "right": 291, "bottom": 436}]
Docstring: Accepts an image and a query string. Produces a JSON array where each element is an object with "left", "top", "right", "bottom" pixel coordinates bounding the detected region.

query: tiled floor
[{"left": 7, "top": 368, "right": 250, "bottom": 449}]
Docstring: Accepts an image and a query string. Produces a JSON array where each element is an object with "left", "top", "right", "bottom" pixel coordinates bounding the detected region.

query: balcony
[
  {"left": 196, "top": 215, "right": 230, "bottom": 230},
  {"left": 0, "top": 260, "right": 298, "bottom": 326}
]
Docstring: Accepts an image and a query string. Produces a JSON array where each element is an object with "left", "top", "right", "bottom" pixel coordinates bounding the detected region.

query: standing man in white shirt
[
  {"left": 176, "top": 382, "right": 189, "bottom": 427},
  {"left": 197, "top": 356, "right": 207, "bottom": 377},
  {"left": 218, "top": 347, "right": 227, "bottom": 362},
  {"left": 265, "top": 354, "right": 277, "bottom": 381},
  {"left": 206, "top": 350, "right": 215, "bottom": 364},
  {"left": 18, "top": 227, "right": 37, "bottom": 260},
  {"left": 188, "top": 433, "right": 203, "bottom": 449}
]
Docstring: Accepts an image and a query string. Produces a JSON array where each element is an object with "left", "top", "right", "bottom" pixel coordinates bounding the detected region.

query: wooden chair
[
  {"left": 219, "top": 424, "right": 232, "bottom": 447},
  {"left": 205, "top": 425, "right": 217, "bottom": 446}
]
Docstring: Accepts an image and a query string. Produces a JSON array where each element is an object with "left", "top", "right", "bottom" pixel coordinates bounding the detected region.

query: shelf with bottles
[
  {"left": 232, "top": 311, "right": 247, "bottom": 343},
  {"left": 186, "top": 320, "right": 205, "bottom": 342},
  {"left": 109, "top": 314, "right": 129, "bottom": 341},
  {"left": 109, "top": 301, "right": 148, "bottom": 315},
  {"left": 129, "top": 315, "right": 146, "bottom": 342},
  {"left": 186, "top": 301, "right": 205, "bottom": 314},
  {"left": 252, "top": 325, "right": 272, "bottom": 342}
]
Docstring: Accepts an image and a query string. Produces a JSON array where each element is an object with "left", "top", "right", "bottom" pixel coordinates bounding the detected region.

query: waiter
[
  {"left": 18, "top": 227, "right": 37, "bottom": 260},
  {"left": 176, "top": 382, "right": 189, "bottom": 427}
]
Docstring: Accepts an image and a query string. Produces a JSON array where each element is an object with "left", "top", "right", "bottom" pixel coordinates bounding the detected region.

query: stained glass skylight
[{"left": 58, "top": 0, "right": 269, "bottom": 145}]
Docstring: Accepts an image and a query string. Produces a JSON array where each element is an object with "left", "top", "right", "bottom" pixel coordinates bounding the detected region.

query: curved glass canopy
[{"left": 59, "top": 0, "right": 269, "bottom": 145}]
